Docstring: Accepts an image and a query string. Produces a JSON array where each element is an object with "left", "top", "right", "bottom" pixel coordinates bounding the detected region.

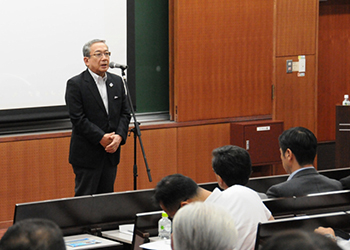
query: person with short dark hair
[
  {"left": 266, "top": 127, "right": 342, "bottom": 198},
  {"left": 154, "top": 173, "right": 273, "bottom": 250},
  {"left": 0, "top": 218, "right": 66, "bottom": 250},
  {"left": 212, "top": 145, "right": 252, "bottom": 187},
  {"left": 212, "top": 145, "right": 267, "bottom": 199},
  {"left": 261, "top": 230, "right": 342, "bottom": 250}
]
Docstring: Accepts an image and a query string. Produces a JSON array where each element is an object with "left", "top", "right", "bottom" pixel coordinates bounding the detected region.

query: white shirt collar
[
  {"left": 87, "top": 68, "right": 109, "bottom": 114},
  {"left": 88, "top": 68, "right": 107, "bottom": 83}
]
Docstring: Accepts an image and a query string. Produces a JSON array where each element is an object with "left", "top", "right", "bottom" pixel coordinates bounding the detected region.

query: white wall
[{"left": 0, "top": 0, "right": 126, "bottom": 110}]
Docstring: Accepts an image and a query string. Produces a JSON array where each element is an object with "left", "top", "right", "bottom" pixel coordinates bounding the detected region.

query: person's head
[
  {"left": 212, "top": 145, "right": 252, "bottom": 189},
  {"left": 261, "top": 230, "right": 341, "bottom": 250},
  {"left": 83, "top": 39, "right": 110, "bottom": 77},
  {"left": 172, "top": 202, "right": 237, "bottom": 250},
  {"left": 279, "top": 127, "right": 317, "bottom": 172},
  {"left": 154, "top": 174, "right": 199, "bottom": 218},
  {"left": 0, "top": 218, "right": 66, "bottom": 250}
]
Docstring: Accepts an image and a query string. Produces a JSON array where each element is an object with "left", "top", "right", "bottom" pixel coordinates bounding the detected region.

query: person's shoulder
[
  {"left": 340, "top": 175, "right": 350, "bottom": 189},
  {"left": 266, "top": 180, "right": 290, "bottom": 198},
  {"left": 68, "top": 70, "right": 87, "bottom": 82},
  {"left": 309, "top": 171, "right": 342, "bottom": 186},
  {"left": 225, "top": 185, "right": 262, "bottom": 198},
  {"left": 269, "top": 179, "right": 290, "bottom": 188},
  {"left": 233, "top": 184, "right": 258, "bottom": 193},
  {"left": 340, "top": 175, "right": 350, "bottom": 183},
  {"left": 205, "top": 187, "right": 222, "bottom": 203}
]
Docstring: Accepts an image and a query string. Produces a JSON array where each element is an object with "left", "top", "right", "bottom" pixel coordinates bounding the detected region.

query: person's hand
[
  {"left": 100, "top": 132, "right": 115, "bottom": 148},
  {"left": 105, "top": 134, "right": 122, "bottom": 153},
  {"left": 315, "top": 227, "right": 337, "bottom": 242},
  {"left": 315, "top": 226, "right": 335, "bottom": 237}
]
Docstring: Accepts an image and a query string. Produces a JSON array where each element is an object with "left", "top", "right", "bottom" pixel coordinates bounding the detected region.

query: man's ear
[
  {"left": 285, "top": 148, "right": 293, "bottom": 160},
  {"left": 83, "top": 57, "right": 89, "bottom": 66},
  {"left": 180, "top": 200, "right": 190, "bottom": 208},
  {"left": 217, "top": 175, "right": 224, "bottom": 187},
  {"left": 216, "top": 174, "right": 228, "bottom": 189}
]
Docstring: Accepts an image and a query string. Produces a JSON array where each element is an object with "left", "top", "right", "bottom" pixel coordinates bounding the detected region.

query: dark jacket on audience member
[
  {"left": 266, "top": 168, "right": 343, "bottom": 198},
  {"left": 340, "top": 175, "right": 350, "bottom": 190}
]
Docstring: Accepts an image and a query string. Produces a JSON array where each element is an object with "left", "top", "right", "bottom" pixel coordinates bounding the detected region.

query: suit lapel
[{"left": 83, "top": 70, "right": 108, "bottom": 115}]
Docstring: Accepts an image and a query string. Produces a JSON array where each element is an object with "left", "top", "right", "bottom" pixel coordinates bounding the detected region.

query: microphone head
[{"left": 109, "top": 62, "right": 128, "bottom": 69}]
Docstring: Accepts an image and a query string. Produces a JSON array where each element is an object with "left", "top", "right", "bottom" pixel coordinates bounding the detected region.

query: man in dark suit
[
  {"left": 65, "top": 39, "right": 131, "bottom": 196},
  {"left": 266, "top": 127, "right": 342, "bottom": 198}
]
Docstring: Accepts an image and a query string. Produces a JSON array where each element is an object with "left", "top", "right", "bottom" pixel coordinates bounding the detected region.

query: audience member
[
  {"left": 261, "top": 230, "right": 342, "bottom": 250},
  {"left": 0, "top": 218, "right": 66, "bottom": 250},
  {"left": 315, "top": 226, "right": 350, "bottom": 250},
  {"left": 339, "top": 175, "right": 350, "bottom": 190},
  {"left": 172, "top": 202, "right": 237, "bottom": 250},
  {"left": 154, "top": 174, "right": 273, "bottom": 250},
  {"left": 266, "top": 126, "right": 342, "bottom": 198},
  {"left": 212, "top": 145, "right": 267, "bottom": 199}
]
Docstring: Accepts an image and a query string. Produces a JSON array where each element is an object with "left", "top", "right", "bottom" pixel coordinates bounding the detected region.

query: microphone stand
[{"left": 118, "top": 68, "right": 152, "bottom": 190}]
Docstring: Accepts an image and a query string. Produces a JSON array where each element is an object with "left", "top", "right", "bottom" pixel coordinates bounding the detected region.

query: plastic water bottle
[
  {"left": 343, "top": 94, "right": 350, "bottom": 106},
  {"left": 158, "top": 212, "right": 171, "bottom": 240}
]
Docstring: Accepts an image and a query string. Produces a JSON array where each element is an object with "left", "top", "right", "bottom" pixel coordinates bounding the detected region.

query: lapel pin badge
[
  {"left": 109, "top": 83, "right": 113, "bottom": 87},
  {"left": 114, "top": 96, "right": 118, "bottom": 99}
]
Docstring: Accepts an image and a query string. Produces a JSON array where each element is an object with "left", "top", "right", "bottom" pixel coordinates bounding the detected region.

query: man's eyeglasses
[{"left": 90, "top": 52, "right": 111, "bottom": 58}]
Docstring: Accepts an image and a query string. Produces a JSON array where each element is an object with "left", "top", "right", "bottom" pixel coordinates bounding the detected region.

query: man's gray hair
[
  {"left": 82, "top": 39, "right": 107, "bottom": 57},
  {"left": 172, "top": 202, "right": 237, "bottom": 250}
]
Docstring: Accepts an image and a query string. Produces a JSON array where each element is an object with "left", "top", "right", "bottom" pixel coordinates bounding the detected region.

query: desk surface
[
  {"left": 102, "top": 230, "right": 171, "bottom": 250},
  {"left": 64, "top": 234, "right": 122, "bottom": 250},
  {"left": 102, "top": 230, "right": 133, "bottom": 244}
]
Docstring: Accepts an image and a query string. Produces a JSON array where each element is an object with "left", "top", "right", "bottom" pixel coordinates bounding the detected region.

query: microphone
[{"left": 109, "top": 62, "right": 128, "bottom": 70}]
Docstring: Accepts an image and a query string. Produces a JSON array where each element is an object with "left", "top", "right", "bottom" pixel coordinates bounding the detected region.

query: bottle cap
[{"left": 162, "top": 212, "right": 168, "bottom": 218}]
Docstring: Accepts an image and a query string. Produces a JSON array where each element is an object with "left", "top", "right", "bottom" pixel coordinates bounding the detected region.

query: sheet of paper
[
  {"left": 140, "top": 239, "right": 172, "bottom": 250},
  {"left": 65, "top": 238, "right": 102, "bottom": 247},
  {"left": 119, "top": 224, "right": 134, "bottom": 235}
]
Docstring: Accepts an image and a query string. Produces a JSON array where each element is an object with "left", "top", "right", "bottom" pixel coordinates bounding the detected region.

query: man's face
[{"left": 84, "top": 42, "right": 110, "bottom": 77}]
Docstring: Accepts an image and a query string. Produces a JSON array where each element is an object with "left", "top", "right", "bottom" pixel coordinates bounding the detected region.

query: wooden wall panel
[
  {"left": 177, "top": 123, "right": 230, "bottom": 183},
  {"left": 317, "top": 1, "right": 350, "bottom": 141},
  {"left": 169, "top": 0, "right": 175, "bottom": 120},
  {"left": 274, "top": 55, "right": 317, "bottom": 132},
  {"left": 275, "top": 0, "right": 318, "bottom": 56},
  {"left": 173, "top": 0, "right": 273, "bottom": 122},
  {"left": 0, "top": 137, "right": 74, "bottom": 228},
  {"left": 0, "top": 141, "right": 11, "bottom": 227},
  {"left": 54, "top": 137, "right": 76, "bottom": 196},
  {"left": 0, "top": 124, "right": 233, "bottom": 227},
  {"left": 273, "top": 0, "right": 318, "bottom": 134}
]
